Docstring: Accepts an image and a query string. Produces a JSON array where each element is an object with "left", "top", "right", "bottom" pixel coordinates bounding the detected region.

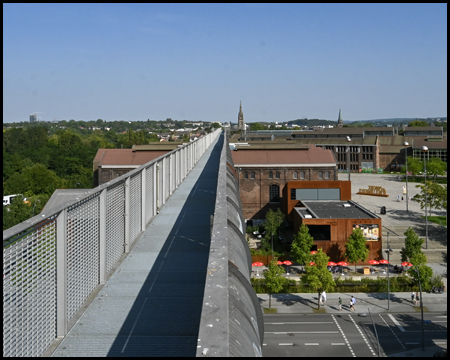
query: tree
[
  {"left": 408, "top": 120, "right": 429, "bottom": 127},
  {"left": 412, "top": 181, "right": 446, "bottom": 216},
  {"left": 426, "top": 157, "right": 447, "bottom": 182},
  {"left": 301, "top": 249, "right": 335, "bottom": 309},
  {"left": 263, "top": 209, "right": 285, "bottom": 253},
  {"left": 249, "top": 122, "right": 266, "bottom": 131},
  {"left": 263, "top": 257, "right": 286, "bottom": 309},
  {"left": 344, "top": 227, "right": 369, "bottom": 273},
  {"left": 290, "top": 224, "right": 314, "bottom": 272},
  {"left": 400, "top": 227, "right": 425, "bottom": 263},
  {"left": 408, "top": 264, "right": 434, "bottom": 292},
  {"left": 406, "top": 157, "right": 423, "bottom": 176}
]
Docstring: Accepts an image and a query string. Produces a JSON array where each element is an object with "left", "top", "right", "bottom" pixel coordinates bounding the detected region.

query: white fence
[{"left": 3, "top": 129, "right": 220, "bottom": 357}]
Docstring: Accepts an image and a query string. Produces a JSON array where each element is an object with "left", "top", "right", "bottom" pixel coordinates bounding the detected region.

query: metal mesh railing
[
  {"left": 3, "top": 217, "right": 58, "bottom": 357},
  {"left": 3, "top": 129, "right": 221, "bottom": 357}
]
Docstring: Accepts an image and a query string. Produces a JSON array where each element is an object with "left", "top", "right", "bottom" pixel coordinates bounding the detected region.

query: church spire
[
  {"left": 238, "top": 101, "right": 244, "bottom": 130},
  {"left": 337, "top": 109, "right": 343, "bottom": 127}
]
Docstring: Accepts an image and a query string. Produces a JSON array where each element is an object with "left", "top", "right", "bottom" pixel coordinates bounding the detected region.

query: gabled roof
[
  {"left": 231, "top": 146, "right": 336, "bottom": 166},
  {"left": 93, "top": 149, "right": 169, "bottom": 167}
]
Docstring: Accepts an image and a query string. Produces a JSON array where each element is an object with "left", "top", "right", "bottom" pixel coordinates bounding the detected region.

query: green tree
[
  {"left": 408, "top": 120, "right": 429, "bottom": 127},
  {"left": 408, "top": 264, "right": 434, "bottom": 292},
  {"left": 211, "top": 122, "right": 221, "bottom": 129},
  {"left": 249, "top": 122, "right": 266, "bottom": 131},
  {"left": 290, "top": 224, "right": 314, "bottom": 272},
  {"left": 263, "top": 209, "right": 285, "bottom": 253},
  {"left": 301, "top": 249, "right": 335, "bottom": 309},
  {"left": 412, "top": 181, "right": 446, "bottom": 216},
  {"left": 3, "top": 195, "right": 32, "bottom": 230},
  {"left": 264, "top": 257, "right": 286, "bottom": 309},
  {"left": 344, "top": 227, "right": 370, "bottom": 273},
  {"left": 426, "top": 157, "right": 447, "bottom": 182},
  {"left": 400, "top": 227, "right": 425, "bottom": 263},
  {"left": 406, "top": 157, "right": 423, "bottom": 176}
]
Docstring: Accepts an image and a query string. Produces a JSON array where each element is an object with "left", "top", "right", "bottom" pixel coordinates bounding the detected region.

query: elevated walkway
[{"left": 50, "top": 135, "right": 223, "bottom": 357}]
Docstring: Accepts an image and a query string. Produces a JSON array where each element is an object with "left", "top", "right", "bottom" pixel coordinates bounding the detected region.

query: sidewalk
[{"left": 257, "top": 291, "right": 447, "bottom": 314}]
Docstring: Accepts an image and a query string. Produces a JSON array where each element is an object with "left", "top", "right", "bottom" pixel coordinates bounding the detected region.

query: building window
[
  {"left": 250, "top": 172, "right": 255, "bottom": 179},
  {"left": 325, "top": 171, "right": 330, "bottom": 179},
  {"left": 318, "top": 171, "right": 323, "bottom": 179},
  {"left": 293, "top": 171, "right": 298, "bottom": 179},
  {"left": 269, "top": 184, "right": 280, "bottom": 202},
  {"left": 275, "top": 171, "right": 280, "bottom": 179},
  {"left": 244, "top": 171, "right": 248, "bottom": 179},
  {"left": 269, "top": 171, "right": 273, "bottom": 179},
  {"left": 300, "top": 171, "right": 305, "bottom": 179}
]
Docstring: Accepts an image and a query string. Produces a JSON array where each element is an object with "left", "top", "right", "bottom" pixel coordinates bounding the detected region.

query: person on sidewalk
[
  {"left": 351, "top": 296, "right": 356, "bottom": 312},
  {"left": 415, "top": 292, "right": 420, "bottom": 306},
  {"left": 339, "top": 297, "right": 342, "bottom": 311},
  {"left": 349, "top": 297, "right": 354, "bottom": 312},
  {"left": 411, "top": 291, "right": 416, "bottom": 304},
  {"left": 321, "top": 291, "right": 327, "bottom": 306}
]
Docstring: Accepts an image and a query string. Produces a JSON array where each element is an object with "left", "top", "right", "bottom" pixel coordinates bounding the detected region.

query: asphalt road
[{"left": 263, "top": 313, "right": 447, "bottom": 357}]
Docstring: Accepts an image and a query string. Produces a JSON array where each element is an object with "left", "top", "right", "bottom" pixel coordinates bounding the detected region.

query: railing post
[
  {"left": 56, "top": 209, "right": 68, "bottom": 337},
  {"left": 156, "top": 163, "right": 160, "bottom": 214},
  {"left": 141, "top": 169, "right": 146, "bottom": 232},
  {"left": 124, "top": 177, "right": 130, "bottom": 252},
  {"left": 99, "top": 189, "right": 107, "bottom": 283}
]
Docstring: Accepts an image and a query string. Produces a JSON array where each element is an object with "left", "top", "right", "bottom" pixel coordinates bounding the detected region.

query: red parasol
[
  {"left": 283, "top": 260, "right": 293, "bottom": 275},
  {"left": 277, "top": 260, "right": 283, "bottom": 265},
  {"left": 379, "top": 260, "right": 389, "bottom": 264},
  {"left": 309, "top": 262, "right": 316, "bottom": 266},
  {"left": 368, "top": 260, "right": 380, "bottom": 265},
  {"left": 337, "top": 261, "right": 349, "bottom": 275},
  {"left": 252, "top": 262, "right": 264, "bottom": 276},
  {"left": 328, "top": 261, "right": 337, "bottom": 266},
  {"left": 401, "top": 262, "right": 413, "bottom": 267},
  {"left": 310, "top": 251, "right": 318, "bottom": 254}
]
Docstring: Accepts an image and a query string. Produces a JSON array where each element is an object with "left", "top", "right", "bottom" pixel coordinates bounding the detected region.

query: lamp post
[
  {"left": 385, "top": 231, "right": 392, "bottom": 310},
  {"left": 403, "top": 142, "right": 409, "bottom": 212},
  {"left": 33, "top": 199, "right": 41, "bottom": 216},
  {"left": 271, "top": 232, "right": 274, "bottom": 260},
  {"left": 346, "top": 136, "right": 351, "bottom": 181},
  {"left": 421, "top": 146, "right": 429, "bottom": 249},
  {"left": 414, "top": 265, "right": 425, "bottom": 351}
]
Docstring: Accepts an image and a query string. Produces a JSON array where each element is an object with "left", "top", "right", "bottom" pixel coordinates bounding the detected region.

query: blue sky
[{"left": 3, "top": 3, "right": 447, "bottom": 123}]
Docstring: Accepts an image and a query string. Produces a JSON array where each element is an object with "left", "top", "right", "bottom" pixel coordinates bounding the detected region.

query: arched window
[
  {"left": 293, "top": 171, "right": 298, "bottom": 179},
  {"left": 244, "top": 171, "right": 248, "bottom": 179},
  {"left": 300, "top": 171, "right": 305, "bottom": 180},
  {"left": 269, "top": 184, "right": 280, "bottom": 202},
  {"left": 268, "top": 171, "right": 273, "bottom": 179}
]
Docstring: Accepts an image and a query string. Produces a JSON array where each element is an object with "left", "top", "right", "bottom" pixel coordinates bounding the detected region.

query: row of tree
[{"left": 258, "top": 210, "right": 437, "bottom": 309}]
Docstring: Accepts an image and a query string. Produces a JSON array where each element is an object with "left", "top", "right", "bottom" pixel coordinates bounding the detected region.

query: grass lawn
[{"left": 423, "top": 215, "right": 447, "bottom": 226}]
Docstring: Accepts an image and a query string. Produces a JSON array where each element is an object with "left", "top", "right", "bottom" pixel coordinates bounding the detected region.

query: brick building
[{"left": 230, "top": 144, "right": 337, "bottom": 219}]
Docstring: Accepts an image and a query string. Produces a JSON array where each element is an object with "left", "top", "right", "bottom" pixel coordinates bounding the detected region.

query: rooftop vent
[
  {"left": 343, "top": 204, "right": 351, "bottom": 208},
  {"left": 304, "top": 215, "right": 312, "bottom": 218}
]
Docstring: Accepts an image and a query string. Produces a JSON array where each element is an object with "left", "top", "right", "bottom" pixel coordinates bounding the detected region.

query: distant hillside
[{"left": 287, "top": 118, "right": 337, "bottom": 127}]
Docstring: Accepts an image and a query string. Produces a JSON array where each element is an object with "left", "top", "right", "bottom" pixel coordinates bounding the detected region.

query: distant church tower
[
  {"left": 337, "top": 109, "right": 343, "bottom": 128},
  {"left": 238, "top": 101, "right": 245, "bottom": 130}
]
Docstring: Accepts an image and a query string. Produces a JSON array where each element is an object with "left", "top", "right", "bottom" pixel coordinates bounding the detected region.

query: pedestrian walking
[
  {"left": 319, "top": 293, "right": 323, "bottom": 306},
  {"left": 321, "top": 291, "right": 327, "bottom": 306},
  {"left": 351, "top": 296, "right": 356, "bottom": 312},
  {"left": 349, "top": 296, "right": 354, "bottom": 312},
  {"left": 339, "top": 297, "right": 342, "bottom": 311},
  {"left": 411, "top": 291, "right": 416, "bottom": 304},
  {"left": 415, "top": 292, "right": 420, "bottom": 306}
]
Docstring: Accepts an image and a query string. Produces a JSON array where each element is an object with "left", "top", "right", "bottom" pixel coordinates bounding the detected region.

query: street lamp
[
  {"left": 403, "top": 142, "right": 409, "bottom": 212},
  {"left": 33, "top": 199, "right": 41, "bottom": 216},
  {"left": 385, "top": 231, "right": 392, "bottom": 310},
  {"left": 346, "top": 136, "right": 351, "bottom": 181},
  {"left": 414, "top": 265, "right": 425, "bottom": 351},
  {"left": 421, "top": 146, "right": 429, "bottom": 249}
]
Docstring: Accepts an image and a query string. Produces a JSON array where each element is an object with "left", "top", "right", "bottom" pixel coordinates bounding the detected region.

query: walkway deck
[{"left": 51, "top": 135, "right": 223, "bottom": 357}]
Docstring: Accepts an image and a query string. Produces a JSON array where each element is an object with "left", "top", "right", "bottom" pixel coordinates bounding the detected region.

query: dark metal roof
[{"left": 298, "top": 200, "right": 378, "bottom": 219}]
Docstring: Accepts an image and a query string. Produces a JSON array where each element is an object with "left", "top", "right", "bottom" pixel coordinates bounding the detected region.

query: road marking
[
  {"left": 349, "top": 315, "right": 377, "bottom": 356},
  {"left": 331, "top": 314, "right": 356, "bottom": 357},
  {"left": 388, "top": 314, "right": 406, "bottom": 332},
  {"left": 266, "top": 322, "right": 333, "bottom": 325},
  {"left": 379, "top": 314, "right": 406, "bottom": 350},
  {"left": 266, "top": 331, "right": 339, "bottom": 334},
  {"left": 331, "top": 343, "right": 346, "bottom": 345},
  {"left": 279, "top": 343, "right": 293, "bottom": 346},
  {"left": 262, "top": 344, "right": 267, "bottom": 346},
  {"left": 305, "top": 343, "right": 319, "bottom": 345}
]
